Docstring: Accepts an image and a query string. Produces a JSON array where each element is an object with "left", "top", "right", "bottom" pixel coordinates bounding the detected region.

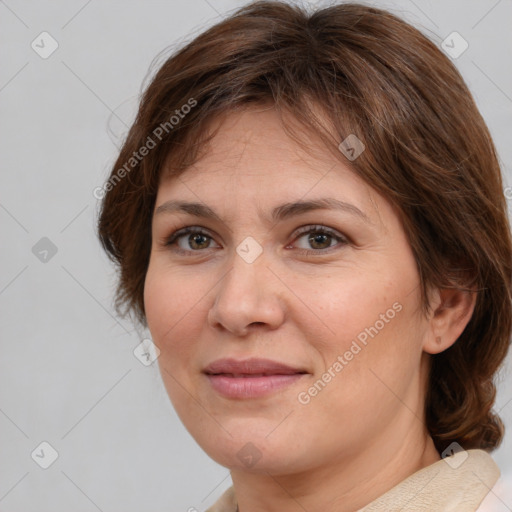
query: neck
[{"left": 230, "top": 424, "right": 440, "bottom": 512}]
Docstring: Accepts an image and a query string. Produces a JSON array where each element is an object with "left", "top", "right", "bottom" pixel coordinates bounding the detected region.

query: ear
[{"left": 423, "top": 286, "right": 477, "bottom": 355}]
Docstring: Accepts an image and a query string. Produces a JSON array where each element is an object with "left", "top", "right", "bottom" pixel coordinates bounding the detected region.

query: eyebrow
[{"left": 155, "top": 198, "right": 372, "bottom": 225}]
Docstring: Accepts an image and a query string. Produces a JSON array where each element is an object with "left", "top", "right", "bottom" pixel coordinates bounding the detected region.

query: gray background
[{"left": 0, "top": 0, "right": 511, "bottom": 511}]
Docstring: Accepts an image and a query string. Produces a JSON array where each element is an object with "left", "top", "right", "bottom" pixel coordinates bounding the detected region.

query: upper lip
[{"left": 203, "top": 358, "right": 307, "bottom": 376}]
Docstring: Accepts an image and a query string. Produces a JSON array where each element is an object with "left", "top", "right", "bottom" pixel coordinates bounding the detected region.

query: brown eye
[
  {"left": 186, "top": 233, "right": 211, "bottom": 250},
  {"left": 291, "top": 225, "right": 348, "bottom": 254},
  {"left": 306, "top": 232, "right": 333, "bottom": 250},
  {"left": 165, "top": 227, "right": 220, "bottom": 254}
]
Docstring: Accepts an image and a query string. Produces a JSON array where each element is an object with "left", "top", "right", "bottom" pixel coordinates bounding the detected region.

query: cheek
[
  {"left": 304, "top": 302, "right": 423, "bottom": 436},
  {"left": 144, "top": 268, "right": 172, "bottom": 341},
  {"left": 144, "top": 268, "right": 204, "bottom": 410},
  {"left": 306, "top": 271, "right": 397, "bottom": 345},
  {"left": 143, "top": 265, "right": 202, "bottom": 356},
  {"left": 310, "top": 265, "right": 423, "bottom": 381}
]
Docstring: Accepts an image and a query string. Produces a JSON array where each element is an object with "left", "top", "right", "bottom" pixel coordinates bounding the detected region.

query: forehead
[
  {"left": 155, "top": 107, "right": 388, "bottom": 228},
  {"left": 161, "top": 107, "right": 358, "bottom": 186}
]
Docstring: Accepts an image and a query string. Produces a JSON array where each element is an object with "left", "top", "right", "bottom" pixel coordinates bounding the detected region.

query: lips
[
  {"left": 203, "top": 358, "right": 308, "bottom": 399},
  {"left": 203, "top": 357, "right": 307, "bottom": 376}
]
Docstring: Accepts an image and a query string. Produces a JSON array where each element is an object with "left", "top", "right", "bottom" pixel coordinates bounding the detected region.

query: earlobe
[{"left": 423, "top": 287, "right": 477, "bottom": 355}]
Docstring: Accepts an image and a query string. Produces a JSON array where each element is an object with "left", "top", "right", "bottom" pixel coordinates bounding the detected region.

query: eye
[
  {"left": 164, "top": 227, "right": 220, "bottom": 255},
  {"left": 289, "top": 225, "right": 348, "bottom": 254},
  {"left": 163, "top": 224, "right": 348, "bottom": 256}
]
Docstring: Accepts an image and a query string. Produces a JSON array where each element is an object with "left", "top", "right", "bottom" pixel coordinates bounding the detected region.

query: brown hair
[{"left": 97, "top": 1, "right": 512, "bottom": 453}]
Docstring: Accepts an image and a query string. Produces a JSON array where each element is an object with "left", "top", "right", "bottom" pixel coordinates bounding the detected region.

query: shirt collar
[{"left": 206, "top": 449, "right": 500, "bottom": 512}]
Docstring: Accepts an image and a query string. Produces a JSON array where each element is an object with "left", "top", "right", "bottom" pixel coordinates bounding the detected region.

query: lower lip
[{"left": 205, "top": 373, "right": 306, "bottom": 399}]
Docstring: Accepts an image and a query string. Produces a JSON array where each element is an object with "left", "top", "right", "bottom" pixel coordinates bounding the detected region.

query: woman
[{"left": 97, "top": 1, "right": 512, "bottom": 510}]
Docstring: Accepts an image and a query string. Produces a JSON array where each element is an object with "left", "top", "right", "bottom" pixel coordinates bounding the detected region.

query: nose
[{"left": 207, "top": 246, "right": 286, "bottom": 336}]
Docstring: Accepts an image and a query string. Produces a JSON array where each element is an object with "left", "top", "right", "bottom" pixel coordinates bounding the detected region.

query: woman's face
[{"left": 144, "top": 107, "right": 432, "bottom": 474}]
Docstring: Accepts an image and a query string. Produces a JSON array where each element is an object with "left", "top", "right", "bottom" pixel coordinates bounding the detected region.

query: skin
[{"left": 143, "top": 106, "right": 476, "bottom": 512}]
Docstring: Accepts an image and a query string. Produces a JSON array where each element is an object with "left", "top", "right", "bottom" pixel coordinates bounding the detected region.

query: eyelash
[{"left": 163, "top": 225, "right": 349, "bottom": 256}]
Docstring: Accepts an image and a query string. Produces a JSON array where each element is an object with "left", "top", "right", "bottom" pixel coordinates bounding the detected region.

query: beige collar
[{"left": 206, "top": 449, "right": 500, "bottom": 512}]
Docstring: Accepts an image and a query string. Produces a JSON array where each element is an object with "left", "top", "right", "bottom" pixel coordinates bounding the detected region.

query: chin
[{"left": 192, "top": 427, "right": 310, "bottom": 475}]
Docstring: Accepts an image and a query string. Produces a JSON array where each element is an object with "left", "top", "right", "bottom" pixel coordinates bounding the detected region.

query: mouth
[{"left": 203, "top": 358, "right": 308, "bottom": 399}]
